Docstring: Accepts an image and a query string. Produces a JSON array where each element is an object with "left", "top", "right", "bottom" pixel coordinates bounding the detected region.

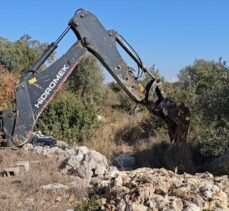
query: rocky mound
[
  {"left": 21, "top": 142, "right": 229, "bottom": 211},
  {"left": 94, "top": 168, "right": 229, "bottom": 210},
  {"left": 23, "top": 143, "right": 109, "bottom": 184}
]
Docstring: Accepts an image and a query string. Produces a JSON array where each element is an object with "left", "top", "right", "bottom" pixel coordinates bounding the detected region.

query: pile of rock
[
  {"left": 22, "top": 140, "right": 69, "bottom": 156},
  {"left": 23, "top": 142, "right": 110, "bottom": 185},
  {"left": 94, "top": 168, "right": 229, "bottom": 210},
  {"left": 22, "top": 141, "right": 229, "bottom": 210},
  {"left": 59, "top": 146, "right": 109, "bottom": 183}
]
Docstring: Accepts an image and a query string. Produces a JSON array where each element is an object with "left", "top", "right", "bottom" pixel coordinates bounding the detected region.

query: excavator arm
[{"left": 0, "top": 9, "right": 190, "bottom": 146}]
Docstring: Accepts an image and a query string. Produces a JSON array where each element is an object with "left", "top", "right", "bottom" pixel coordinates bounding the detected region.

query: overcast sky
[{"left": 0, "top": 0, "right": 228, "bottom": 82}]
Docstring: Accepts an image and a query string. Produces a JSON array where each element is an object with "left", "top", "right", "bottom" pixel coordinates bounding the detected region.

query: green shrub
[
  {"left": 74, "top": 195, "right": 102, "bottom": 211},
  {"left": 35, "top": 89, "right": 98, "bottom": 142},
  {"left": 197, "top": 122, "right": 229, "bottom": 157},
  {"left": 114, "top": 115, "right": 166, "bottom": 145},
  {"left": 109, "top": 82, "right": 136, "bottom": 111},
  {"left": 166, "top": 59, "right": 229, "bottom": 157}
]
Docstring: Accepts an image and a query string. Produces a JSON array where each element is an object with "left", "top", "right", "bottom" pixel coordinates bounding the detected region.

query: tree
[
  {"left": 0, "top": 65, "right": 19, "bottom": 110},
  {"left": 0, "top": 34, "right": 55, "bottom": 73},
  {"left": 174, "top": 59, "right": 229, "bottom": 156},
  {"left": 67, "top": 54, "right": 105, "bottom": 108}
]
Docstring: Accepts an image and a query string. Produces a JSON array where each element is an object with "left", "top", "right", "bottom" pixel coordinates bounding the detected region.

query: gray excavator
[{"left": 0, "top": 9, "right": 190, "bottom": 147}]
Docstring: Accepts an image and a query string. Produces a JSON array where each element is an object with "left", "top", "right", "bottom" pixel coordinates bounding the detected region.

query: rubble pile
[
  {"left": 23, "top": 142, "right": 109, "bottom": 184},
  {"left": 94, "top": 168, "right": 229, "bottom": 210},
  {"left": 22, "top": 142, "right": 229, "bottom": 210},
  {"left": 59, "top": 146, "right": 109, "bottom": 182},
  {"left": 22, "top": 140, "right": 69, "bottom": 156}
]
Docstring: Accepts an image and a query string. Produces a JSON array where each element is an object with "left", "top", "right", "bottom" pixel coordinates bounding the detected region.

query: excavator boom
[{"left": 0, "top": 9, "right": 190, "bottom": 146}]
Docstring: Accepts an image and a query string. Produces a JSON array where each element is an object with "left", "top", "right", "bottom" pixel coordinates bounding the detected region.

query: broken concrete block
[
  {"left": 16, "top": 161, "right": 30, "bottom": 173},
  {"left": 0, "top": 170, "right": 5, "bottom": 177},
  {"left": 2, "top": 167, "right": 20, "bottom": 177}
]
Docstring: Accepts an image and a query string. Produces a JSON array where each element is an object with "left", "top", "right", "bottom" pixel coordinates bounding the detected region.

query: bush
[
  {"left": 74, "top": 195, "right": 102, "bottom": 211},
  {"left": 35, "top": 89, "right": 98, "bottom": 142},
  {"left": 114, "top": 115, "right": 166, "bottom": 145},
  {"left": 165, "top": 59, "right": 229, "bottom": 157},
  {"left": 197, "top": 122, "right": 229, "bottom": 157},
  {"left": 108, "top": 82, "right": 136, "bottom": 111},
  {"left": 0, "top": 65, "right": 18, "bottom": 110}
]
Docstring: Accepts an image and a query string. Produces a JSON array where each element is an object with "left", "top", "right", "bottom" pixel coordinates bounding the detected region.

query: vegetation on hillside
[
  {"left": 0, "top": 35, "right": 229, "bottom": 171},
  {"left": 0, "top": 65, "right": 19, "bottom": 109},
  {"left": 167, "top": 60, "right": 229, "bottom": 156}
]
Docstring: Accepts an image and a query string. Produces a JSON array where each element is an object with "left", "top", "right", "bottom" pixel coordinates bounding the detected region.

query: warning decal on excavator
[
  {"left": 138, "top": 83, "right": 145, "bottom": 93},
  {"left": 28, "top": 77, "right": 38, "bottom": 85}
]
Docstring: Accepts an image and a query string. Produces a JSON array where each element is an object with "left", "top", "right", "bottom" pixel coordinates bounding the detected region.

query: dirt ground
[{"left": 0, "top": 148, "right": 86, "bottom": 211}]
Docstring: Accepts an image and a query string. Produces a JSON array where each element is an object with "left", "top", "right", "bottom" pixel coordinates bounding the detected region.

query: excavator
[{"left": 0, "top": 9, "right": 190, "bottom": 147}]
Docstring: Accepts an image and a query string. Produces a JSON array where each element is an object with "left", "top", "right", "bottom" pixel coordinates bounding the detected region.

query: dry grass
[
  {"left": 133, "top": 140, "right": 197, "bottom": 174},
  {"left": 82, "top": 109, "right": 200, "bottom": 174},
  {"left": 0, "top": 109, "right": 205, "bottom": 211},
  {"left": 83, "top": 110, "right": 146, "bottom": 163},
  {"left": 0, "top": 148, "right": 87, "bottom": 211}
]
